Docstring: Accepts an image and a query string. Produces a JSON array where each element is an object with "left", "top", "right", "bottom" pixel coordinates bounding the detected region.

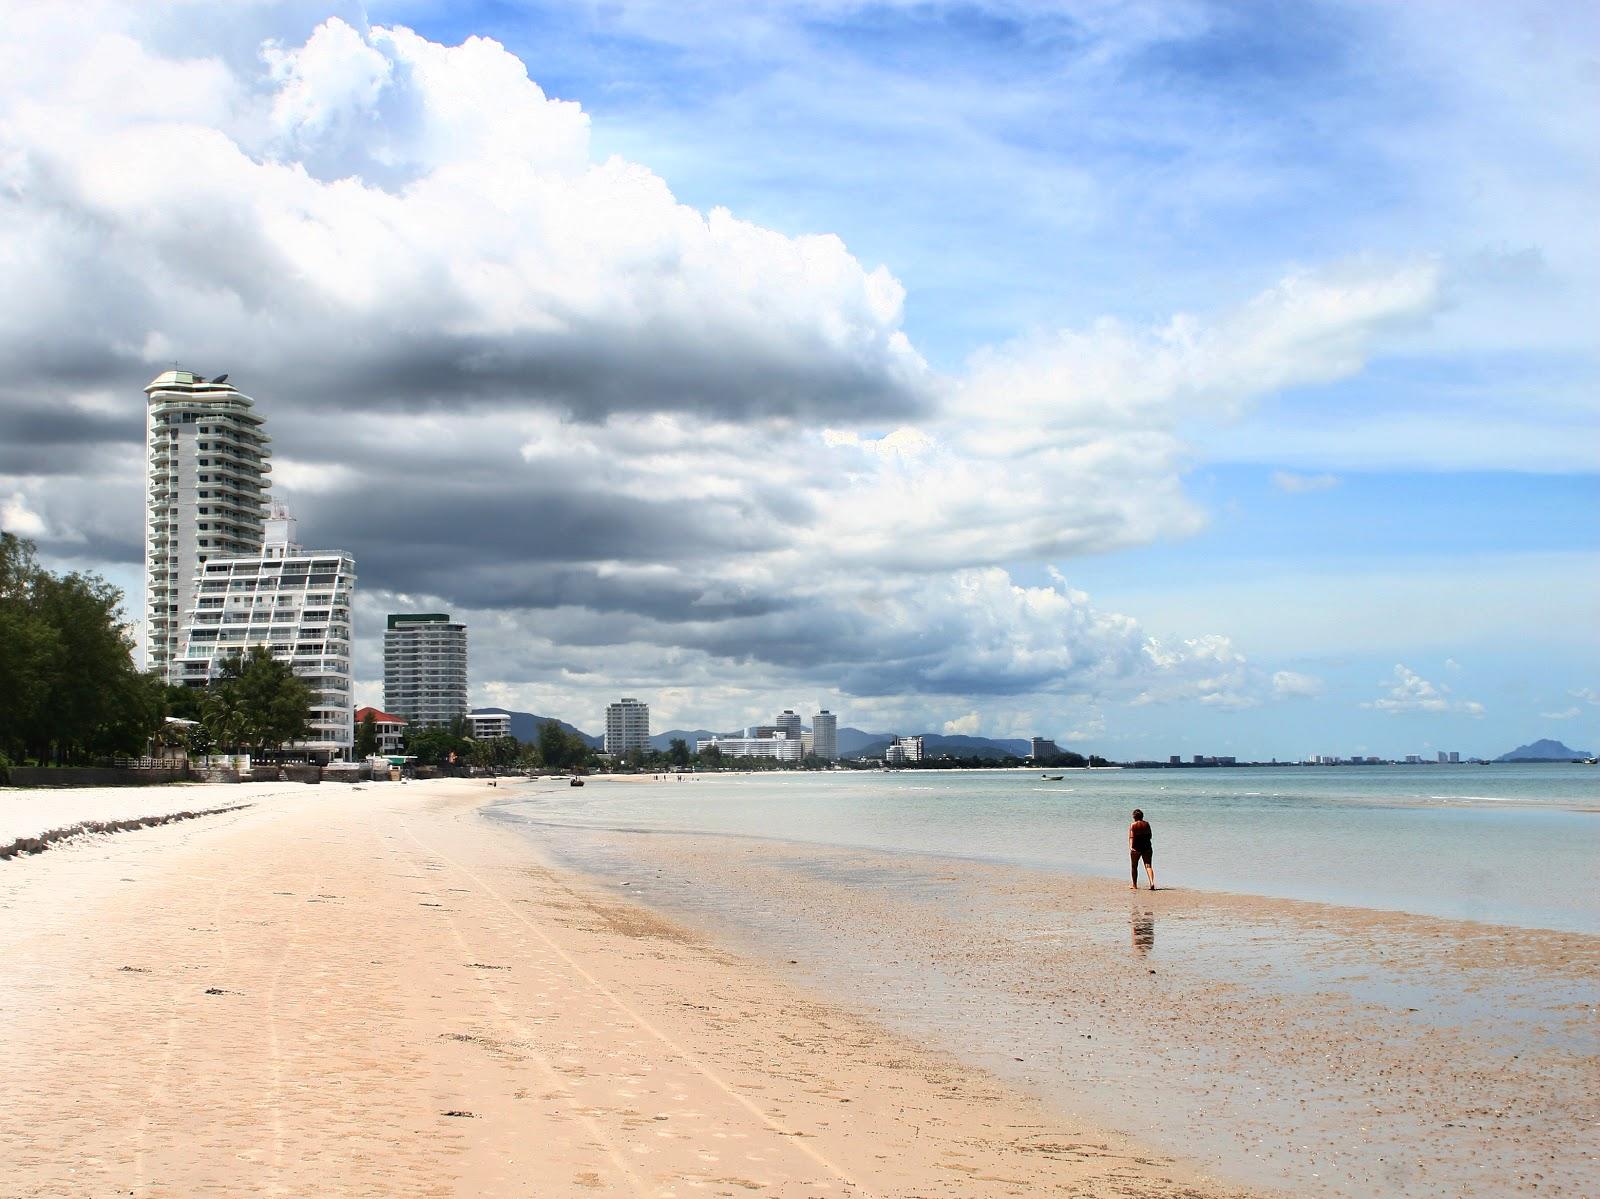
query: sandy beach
[{"left": 0, "top": 778, "right": 1252, "bottom": 1198}]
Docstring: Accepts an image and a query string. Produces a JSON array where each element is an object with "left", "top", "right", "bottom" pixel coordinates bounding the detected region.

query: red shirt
[{"left": 1129, "top": 819, "right": 1152, "bottom": 851}]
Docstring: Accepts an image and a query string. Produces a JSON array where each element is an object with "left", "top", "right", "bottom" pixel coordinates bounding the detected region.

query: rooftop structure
[
  {"left": 383, "top": 613, "right": 468, "bottom": 728},
  {"left": 144, "top": 370, "right": 271, "bottom": 677}
]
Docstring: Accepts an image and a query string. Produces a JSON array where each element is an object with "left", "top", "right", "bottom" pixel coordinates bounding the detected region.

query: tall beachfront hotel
[
  {"left": 172, "top": 505, "right": 356, "bottom": 760},
  {"left": 811, "top": 710, "right": 839, "bottom": 761},
  {"left": 383, "top": 614, "right": 469, "bottom": 728},
  {"left": 605, "top": 697, "right": 651, "bottom": 755},
  {"left": 143, "top": 370, "right": 270, "bottom": 677}
]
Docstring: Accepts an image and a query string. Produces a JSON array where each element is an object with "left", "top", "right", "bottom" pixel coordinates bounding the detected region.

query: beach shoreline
[
  {"left": 495, "top": 774, "right": 1600, "bottom": 1199},
  {"left": 0, "top": 778, "right": 1257, "bottom": 1198}
]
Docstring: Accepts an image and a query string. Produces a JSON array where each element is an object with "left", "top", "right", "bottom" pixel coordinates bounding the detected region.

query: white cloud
[
  {"left": 1, "top": 492, "right": 48, "bottom": 538},
  {"left": 0, "top": 12, "right": 928, "bottom": 422},
  {"left": 1364, "top": 664, "right": 1485, "bottom": 717},
  {"left": 0, "top": 6, "right": 1466, "bottom": 743},
  {"left": 1271, "top": 470, "right": 1340, "bottom": 494},
  {"left": 1541, "top": 707, "right": 1581, "bottom": 721},
  {"left": 942, "top": 711, "right": 981, "bottom": 735},
  {"left": 1062, "top": 711, "right": 1106, "bottom": 742},
  {"left": 1271, "top": 671, "right": 1324, "bottom": 699}
]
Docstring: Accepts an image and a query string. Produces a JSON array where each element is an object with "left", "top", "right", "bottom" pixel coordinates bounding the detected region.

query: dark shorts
[{"left": 1131, "top": 845, "right": 1152, "bottom": 865}]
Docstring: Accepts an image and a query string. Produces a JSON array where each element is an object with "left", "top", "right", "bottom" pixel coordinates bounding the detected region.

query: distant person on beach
[{"left": 1128, "top": 809, "right": 1155, "bottom": 890}]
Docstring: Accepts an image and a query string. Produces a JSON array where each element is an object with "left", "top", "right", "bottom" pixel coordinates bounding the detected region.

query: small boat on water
[
  {"left": 1043, "top": 774, "right": 1064, "bottom": 781},
  {"left": 569, "top": 776, "right": 585, "bottom": 787}
]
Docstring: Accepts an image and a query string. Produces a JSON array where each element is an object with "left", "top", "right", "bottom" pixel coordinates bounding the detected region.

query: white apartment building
[
  {"left": 811, "top": 710, "right": 838, "bottom": 761},
  {"left": 173, "top": 508, "right": 355, "bottom": 760},
  {"left": 605, "top": 698, "right": 651, "bottom": 755},
  {"left": 465, "top": 711, "right": 512, "bottom": 740},
  {"left": 384, "top": 613, "right": 468, "bottom": 728},
  {"left": 885, "top": 734, "right": 924, "bottom": 764},
  {"left": 144, "top": 370, "right": 271, "bottom": 677},
  {"left": 696, "top": 735, "right": 804, "bottom": 762}
]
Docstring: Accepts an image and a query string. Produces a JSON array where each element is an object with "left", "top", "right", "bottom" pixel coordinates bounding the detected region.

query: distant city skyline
[{"left": 0, "top": 3, "right": 1593, "bottom": 760}]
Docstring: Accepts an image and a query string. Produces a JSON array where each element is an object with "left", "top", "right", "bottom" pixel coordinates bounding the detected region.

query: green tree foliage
[
  {"left": 405, "top": 726, "right": 471, "bottom": 766},
  {"left": 354, "top": 710, "right": 379, "bottom": 758},
  {"left": 163, "top": 683, "right": 206, "bottom": 722},
  {"left": 0, "top": 532, "right": 166, "bottom": 764},
  {"left": 203, "top": 647, "right": 315, "bottom": 751},
  {"left": 537, "top": 720, "right": 591, "bottom": 771},
  {"left": 668, "top": 737, "right": 690, "bottom": 768}
]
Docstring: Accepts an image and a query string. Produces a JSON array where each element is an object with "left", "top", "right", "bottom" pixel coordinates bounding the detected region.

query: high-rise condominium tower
[
  {"left": 605, "top": 698, "right": 650, "bottom": 756},
  {"left": 774, "top": 710, "right": 803, "bottom": 741},
  {"left": 383, "top": 613, "right": 469, "bottom": 728},
  {"left": 811, "top": 710, "right": 838, "bottom": 760},
  {"left": 144, "top": 370, "right": 271, "bottom": 678},
  {"left": 172, "top": 505, "right": 356, "bottom": 760}
]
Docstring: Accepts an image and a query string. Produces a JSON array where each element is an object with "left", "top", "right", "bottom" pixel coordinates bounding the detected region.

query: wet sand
[
  {"left": 0, "top": 779, "right": 1253, "bottom": 1198},
  {"left": 510, "top": 820, "right": 1600, "bottom": 1198}
]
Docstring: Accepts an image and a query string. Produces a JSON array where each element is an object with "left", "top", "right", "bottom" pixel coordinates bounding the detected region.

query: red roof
[{"left": 355, "top": 706, "right": 407, "bottom": 726}]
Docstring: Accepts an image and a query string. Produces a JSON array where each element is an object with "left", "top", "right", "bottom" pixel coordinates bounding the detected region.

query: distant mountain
[
  {"left": 650, "top": 729, "right": 722, "bottom": 751},
  {"left": 470, "top": 708, "right": 602, "bottom": 748},
  {"left": 838, "top": 728, "right": 1032, "bottom": 760},
  {"left": 1496, "top": 738, "right": 1592, "bottom": 762},
  {"left": 835, "top": 726, "right": 884, "bottom": 756}
]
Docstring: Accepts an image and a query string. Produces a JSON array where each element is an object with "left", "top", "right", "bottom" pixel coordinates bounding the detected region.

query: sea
[
  {"left": 499, "top": 763, "right": 1598, "bottom": 933},
  {"left": 490, "top": 764, "right": 1598, "bottom": 1198}
]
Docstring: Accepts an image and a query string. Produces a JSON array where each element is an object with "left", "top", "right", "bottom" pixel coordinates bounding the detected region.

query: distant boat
[
  {"left": 569, "top": 777, "right": 585, "bottom": 787},
  {"left": 1044, "top": 774, "right": 1064, "bottom": 781}
]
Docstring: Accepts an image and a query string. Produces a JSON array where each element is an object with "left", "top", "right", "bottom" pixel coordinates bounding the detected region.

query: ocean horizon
[{"left": 499, "top": 761, "right": 1599, "bottom": 934}]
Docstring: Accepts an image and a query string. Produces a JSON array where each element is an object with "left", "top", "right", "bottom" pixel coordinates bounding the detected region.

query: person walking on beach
[{"left": 1128, "top": 808, "right": 1155, "bottom": 890}]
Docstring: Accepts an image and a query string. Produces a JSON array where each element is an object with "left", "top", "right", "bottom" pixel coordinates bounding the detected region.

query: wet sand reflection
[{"left": 1131, "top": 908, "right": 1155, "bottom": 957}]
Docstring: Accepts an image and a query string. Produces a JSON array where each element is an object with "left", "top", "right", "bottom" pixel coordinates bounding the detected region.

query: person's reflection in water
[{"left": 1131, "top": 909, "right": 1155, "bottom": 958}]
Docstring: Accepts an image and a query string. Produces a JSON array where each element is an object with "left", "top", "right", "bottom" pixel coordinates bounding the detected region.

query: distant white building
[
  {"left": 1030, "top": 737, "right": 1061, "bottom": 760},
  {"left": 696, "top": 735, "right": 803, "bottom": 762},
  {"left": 465, "top": 711, "right": 512, "bottom": 741},
  {"left": 811, "top": 710, "right": 838, "bottom": 760},
  {"left": 606, "top": 698, "right": 651, "bottom": 755},
  {"left": 384, "top": 613, "right": 468, "bottom": 728},
  {"left": 887, "top": 735, "right": 924, "bottom": 763},
  {"left": 173, "top": 508, "right": 355, "bottom": 760}
]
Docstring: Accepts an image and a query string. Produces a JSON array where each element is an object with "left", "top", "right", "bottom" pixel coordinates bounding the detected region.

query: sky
[{"left": 0, "top": 0, "right": 1595, "bottom": 759}]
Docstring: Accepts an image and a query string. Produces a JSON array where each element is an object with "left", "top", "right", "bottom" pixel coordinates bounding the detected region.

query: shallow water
[
  {"left": 503, "top": 764, "right": 1599, "bottom": 932},
  {"left": 494, "top": 767, "right": 1600, "bottom": 1195}
]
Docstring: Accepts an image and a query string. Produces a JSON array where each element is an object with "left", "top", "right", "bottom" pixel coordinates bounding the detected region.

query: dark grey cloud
[{"left": 0, "top": 404, "right": 139, "bottom": 476}]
